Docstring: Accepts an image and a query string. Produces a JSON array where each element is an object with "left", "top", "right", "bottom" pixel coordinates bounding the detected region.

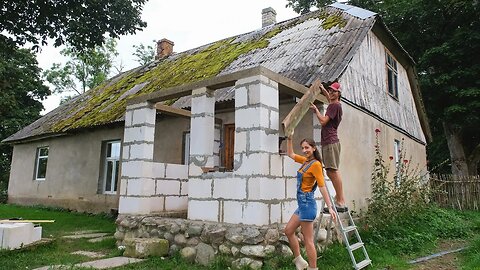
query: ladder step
[
  {"left": 343, "top": 225, "right": 356, "bottom": 233},
  {"left": 355, "top": 259, "right": 371, "bottom": 269},
  {"left": 349, "top": 242, "right": 364, "bottom": 251}
]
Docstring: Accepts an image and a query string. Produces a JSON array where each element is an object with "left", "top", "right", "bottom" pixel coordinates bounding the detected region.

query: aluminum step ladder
[{"left": 314, "top": 181, "right": 372, "bottom": 269}]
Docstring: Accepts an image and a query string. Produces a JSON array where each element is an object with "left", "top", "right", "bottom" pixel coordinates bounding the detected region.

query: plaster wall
[{"left": 8, "top": 126, "right": 123, "bottom": 213}]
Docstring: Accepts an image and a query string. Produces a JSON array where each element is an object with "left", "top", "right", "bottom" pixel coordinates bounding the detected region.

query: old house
[{"left": 4, "top": 3, "right": 430, "bottom": 224}]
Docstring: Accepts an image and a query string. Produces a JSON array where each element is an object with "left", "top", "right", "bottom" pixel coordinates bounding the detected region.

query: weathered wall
[{"left": 8, "top": 127, "right": 123, "bottom": 213}]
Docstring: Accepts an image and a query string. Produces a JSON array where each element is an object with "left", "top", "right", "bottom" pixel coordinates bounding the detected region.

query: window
[
  {"left": 394, "top": 139, "right": 401, "bottom": 186},
  {"left": 35, "top": 147, "right": 49, "bottom": 180},
  {"left": 182, "top": 132, "right": 190, "bottom": 165},
  {"left": 103, "top": 141, "right": 120, "bottom": 194},
  {"left": 386, "top": 51, "right": 398, "bottom": 99}
]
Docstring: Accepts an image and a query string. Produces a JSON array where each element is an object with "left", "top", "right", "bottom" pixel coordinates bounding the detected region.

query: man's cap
[{"left": 329, "top": 82, "right": 341, "bottom": 91}]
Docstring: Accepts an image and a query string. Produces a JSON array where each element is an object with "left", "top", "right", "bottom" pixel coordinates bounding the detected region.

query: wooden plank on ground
[{"left": 282, "top": 84, "right": 322, "bottom": 137}]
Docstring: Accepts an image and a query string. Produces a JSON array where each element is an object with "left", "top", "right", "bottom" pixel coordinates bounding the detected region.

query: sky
[{"left": 37, "top": 0, "right": 302, "bottom": 114}]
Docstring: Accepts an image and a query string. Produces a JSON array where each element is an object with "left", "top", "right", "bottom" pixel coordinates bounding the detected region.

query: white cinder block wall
[
  {"left": 119, "top": 102, "right": 188, "bottom": 214},
  {"left": 187, "top": 75, "right": 324, "bottom": 225}
]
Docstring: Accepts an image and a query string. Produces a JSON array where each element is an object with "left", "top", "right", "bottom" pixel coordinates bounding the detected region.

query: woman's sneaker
[{"left": 293, "top": 255, "right": 308, "bottom": 270}]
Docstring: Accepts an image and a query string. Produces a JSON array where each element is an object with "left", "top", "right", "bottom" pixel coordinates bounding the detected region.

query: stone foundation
[{"left": 115, "top": 215, "right": 339, "bottom": 269}]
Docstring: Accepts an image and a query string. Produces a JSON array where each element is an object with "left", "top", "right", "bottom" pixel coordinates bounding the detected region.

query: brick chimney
[
  {"left": 156, "top": 38, "right": 174, "bottom": 59},
  {"left": 262, "top": 7, "right": 276, "bottom": 27}
]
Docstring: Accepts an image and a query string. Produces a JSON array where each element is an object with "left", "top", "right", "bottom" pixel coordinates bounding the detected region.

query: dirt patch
[{"left": 412, "top": 240, "right": 468, "bottom": 270}]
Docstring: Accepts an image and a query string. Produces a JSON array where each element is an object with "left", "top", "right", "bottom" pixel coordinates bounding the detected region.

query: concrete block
[
  {"left": 127, "top": 102, "right": 150, "bottom": 111},
  {"left": 270, "top": 110, "right": 279, "bottom": 131},
  {"left": 235, "top": 86, "right": 248, "bottom": 108},
  {"left": 156, "top": 180, "right": 181, "bottom": 196},
  {"left": 270, "top": 155, "right": 283, "bottom": 177},
  {"left": 129, "top": 144, "right": 154, "bottom": 160},
  {"left": 127, "top": 178, "right": 155, "bottom": 196},
  {"left": 249, "top": 130, "right": 278, "bottom": 153},
  {"left": 132, "top": 107, "right": 156, "bottom": 126},
  {"left": 235, "top": 153, "right": 270, "bottom": 176},
  {"left": 248, "top": 177, "right": 285, "bottom": 200},
  {"left": 124, "top": 126, "right": 155, "bottom": 143},
  {"left": 214, "top": 128, "right": 221, "bottom": 140},
  {"left": 180, "top": 181, "right": 189, "bottom": 196},
  {"left": 165, "top": 163, "right": 188, "bottom": 180},
  {"left": 188, "top": 164, "right": 204, "bottom": 177},
  {"left": 124, "top": 238, "right": 169, "bottom": 258},
  {"left": 234, "top": 131, "right": 247, "bottom": 153},
  {"left": 270, "top": 203, "right": 282, "bottom": 224},
  {"left": 282, "top": 200, "right": 298, "bottom": 221},
  {"left": 191, "top": 95, "right": 215, "bottom": 115},
  {"left": 124, "top": 110, "right": 134, "bottom": 127},
  {"left": 313, "top": 127, "right": 322, "bottom": 143},
  {"left": 122, "top": 145, "right": 130, "bottom": 160},
  {"left": 0, "top": 223, "right": 33, "bottom": 249},
  {"left": 213, "top": 155, "right": 220, "bottom": 167},
  {"left": 188, "top": 200, "right": 219, "bottom": 222},
  {"left": 150, "top": 196, "right": 165, "bottom": 212},
  {"left": 119, "top": 178, "right": 128, "bottom": 195},
  {"left": 121, "top": 161, "right": 153, "bottom": 178},
  {"left": 213, "top": 178, "right": 246, "bottom": 200},
  {"left": 235, "top": 107, "right": 270, "bottom": 129},
  {"left": 187, "top": 178, "right": 212, "bottom": 199},
  {"left": 283, "top": 156, "right": 299, "bottom": 177},
  {"left": 190, "top": 117, "right": 214, "bottom": 155},
  {"left": 119, "top": 196, "right": 152, "bottom": 214},
  {"left": 223, "top": 201, "right": 269, "bottom": 226},
  {"left": 31, "top": 226, "right": 42, "bottom": 243},
  {"left": 152, "top": 162, "right": 166, "bottom": 178},
  {"left": 165, "top": 196, "right": 188, "bottom": 211},
  {"left": 236, "top": 75, "right": 271, "bottom": 87},
  {"left": 248, "top": 82, "right": 278, "bottom": 108},
  {"left": 286, "top": 177, "right": 297, "bottom": 199}
]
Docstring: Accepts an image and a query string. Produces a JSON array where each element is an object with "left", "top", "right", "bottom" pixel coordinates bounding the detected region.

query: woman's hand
[{"left": 328, "top": 206, "right": 337, "bottom": 222}]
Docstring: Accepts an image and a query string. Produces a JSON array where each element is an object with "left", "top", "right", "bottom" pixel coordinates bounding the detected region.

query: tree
[
  {"left": 287, "top": 0, "right": 480, "bottom": 175},
  {"left": 0, "top": 0, "right": 147, "bottom": 52},
  {"left": 44, "top": 39, "right": 119, "bottom": 98},
  {"left": 286, "top": 0, "right": 335, "bottom": 14},
  {"left": 0, "top": 48, "right": 50, "bottom": 201},
  {"left": 133, "top": 42, "right": 156, "bottom": 66}
]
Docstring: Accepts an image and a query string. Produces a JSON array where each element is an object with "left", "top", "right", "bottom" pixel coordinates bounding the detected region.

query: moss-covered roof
[{"left": 4, "top": 5, "right": 378, "bottom": 143}]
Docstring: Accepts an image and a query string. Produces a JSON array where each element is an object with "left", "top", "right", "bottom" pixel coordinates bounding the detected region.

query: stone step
[
  {"left": 33, "top": 256, "right": 144, "bottom": 270},
  {"left": 62, "top": 232, "right": 110, "bottom": 239}
]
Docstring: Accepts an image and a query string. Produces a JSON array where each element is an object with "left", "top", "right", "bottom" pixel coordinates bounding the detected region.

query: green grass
[{"left": 1, "top": 204, "right": 479, "bottom": 270}]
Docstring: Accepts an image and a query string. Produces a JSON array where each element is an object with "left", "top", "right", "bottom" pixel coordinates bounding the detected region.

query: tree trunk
[
  {"left": 467, "top": 144, "right": 480, "bottom": 175},
  {"left": 443, "top": 122, "right": 469, "bottom": 176}
]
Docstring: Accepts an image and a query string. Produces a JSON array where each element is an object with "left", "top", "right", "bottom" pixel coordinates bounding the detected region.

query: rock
[
  {"left": 279, "top": 244, "right": 293, "bottom": 257},
  {"left": 232, "top": 257, "right": 263, "bottom": 270},
  {"left": 169, "top": 244, "right": 180, "bottom": 256},
  {"left": 208, "top": 228, "right": 226, "bottom": 245},
  {"left": 219, "top": 244, "right": 231, "bottom": 255},
  {"left": 114, "top": 231, "right": 124, "bottom": 241},
  {"left": 164, "top": 232, "right": 174, "bottom": 242},
  {"left": 316, "top": 229, "right": 328, "bottom": 242},
  {"left": 264, "top": 228, "right": 279, "bottom": 244},
  {"left": 186, "top": 225, "right": 203, "bottom": 237},
  {"left": 123, "top": 238, "right": 169, "bottom": 258},
  {"left": 170, "top": 223, "right": 180, "bottom": 234},
  {"left": 242, "top": 227, "right": 264, "bottom": 245},
  {"left": 149, "top": 229, "right": 159, "bottom": 237},
  {"left": 195, "top": 243, "right": 215, "bottom": 266},
  {"left": 278, "top": 235, "right": 289, "bottom": 244},
  {"left": 231, "top": 246, "right": 240, "bottom": 256},
  {"left": 187, "top": 237, "right": 200, "bottom": 247},
  {"left": 180, "top": 247, "right": 196, "bottom": 262},
  {"left": 174, "top": 234, "right": 187, "bottom": 246},
  {"left": 226, "top": 227, "right": 244, "bottom": 244},
  {"left": 240, "top": 245, "right": 275, "bottom": 258}
]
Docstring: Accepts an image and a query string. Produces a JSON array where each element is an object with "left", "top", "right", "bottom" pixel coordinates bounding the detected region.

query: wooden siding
[{"left": 340, "top": 31, "right": 425, "bottom": 143}]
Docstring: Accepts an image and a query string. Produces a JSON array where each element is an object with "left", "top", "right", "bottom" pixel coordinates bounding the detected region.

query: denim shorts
[{"left": 294, "top": 192, "right": 317, "bottom": 222}]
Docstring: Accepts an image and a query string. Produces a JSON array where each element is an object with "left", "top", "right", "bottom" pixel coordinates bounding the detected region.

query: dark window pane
[
  {"left": 40, "top": 148, "right": 48, "bottom": 156},
  {"left": 388, "top": 70, "right": 394, "bottom": 95},
  {"left": 106, "top": 161, "right": 113, "bottom": 191},
  {"left": 37, "top": 158, "right": 48, "bottom": 179},
  {"left": 107, "top": 143, "right": 112, "bottom": 158},
  {"left": 114, "top": 161, "right": 119, "bottom": 192}
]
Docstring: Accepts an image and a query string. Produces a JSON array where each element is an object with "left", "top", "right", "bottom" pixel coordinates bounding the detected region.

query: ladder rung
[
  {"left": 349, "top": 242, "right": 364, "bottom": 251},
  {"left": 343, "top": 225, "right": 356, "bottom": 233},
  {"left": 355, "top": 259, "right": 371, "bottom": 269}
]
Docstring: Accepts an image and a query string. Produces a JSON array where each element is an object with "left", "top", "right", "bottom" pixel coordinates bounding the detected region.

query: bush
[
  {"left": 362, "top": 129, "right": 471, "bottom": 254},
  {"left": 0, "top": 179, "right": 7, "bottom": 203}
]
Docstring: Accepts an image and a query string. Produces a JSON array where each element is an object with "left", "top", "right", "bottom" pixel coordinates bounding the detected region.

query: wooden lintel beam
[{"left": 155, "top": 103, "right": 191, "bottom": 118}]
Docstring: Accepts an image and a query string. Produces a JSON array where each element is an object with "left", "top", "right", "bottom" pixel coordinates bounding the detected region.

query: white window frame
[
  {"left": 386, "top": 51, "right": 399, "bottom": 100},
  {"left": 103, "top": 140, "right": 121, "bottom": 194},
  {"left": 35, "top": 146, "right": 49, "bottom": 181}
]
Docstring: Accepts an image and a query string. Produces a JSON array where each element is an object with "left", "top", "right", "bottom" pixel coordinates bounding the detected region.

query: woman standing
[{"left": 284, "top": 134, "right": 336, "bottom": 270}]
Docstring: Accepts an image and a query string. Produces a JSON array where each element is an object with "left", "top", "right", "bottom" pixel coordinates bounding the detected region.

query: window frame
[
  {"left": 182, "top": 131, "right": 190, "bottom": 165},
  {"left": 102, "top": 140, "right": 121, "bottom": 194},
  {"left": 385, "top": 50, "right": 399, "bottom": 100},
  {"left": 34, "top": 146, "right": 49, "bottom": 181}
]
